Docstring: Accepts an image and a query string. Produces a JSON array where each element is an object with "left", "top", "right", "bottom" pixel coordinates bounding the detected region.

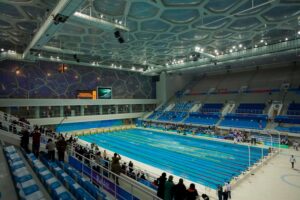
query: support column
[
  {"left": 35, "top": 107, "right": 40, "bottom": 118},
  {"left": 99, "top": 105, "right": 102, "bottom": 115},
  {"left": 60, "top": 106, "right": 64, "bottom": 117},
  {"left": 115, "top": 105, "right": 118, "bottom": 114},
  {"left": 129, "top": 105, "right": 133, "bottom": 113},
  {"left": 80, "top": 106, "right": 84, "bottom": 116}
]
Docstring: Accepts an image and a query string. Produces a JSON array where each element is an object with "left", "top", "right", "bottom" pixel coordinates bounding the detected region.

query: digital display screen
[{"left": 97, "top": 87, "right": 112, "bottom": 99}]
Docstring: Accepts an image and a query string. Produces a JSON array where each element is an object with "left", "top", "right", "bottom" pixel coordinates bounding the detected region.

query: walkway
[{"left": 233, "top": 148, "right": 300, "bottom": 200}]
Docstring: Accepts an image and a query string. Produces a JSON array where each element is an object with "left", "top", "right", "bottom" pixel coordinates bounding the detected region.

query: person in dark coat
[
  {"left": 20, "top": 128, "right": 30, "bottom": 153},
  {"left": 202, "top": 194, "right": 210, "bottom": 200},
  {"left": 56, "top": 136, "right": 67, "bottom": 161},
  {"left": 186, "top": 183, "right": 199, "bottom": 200},
  {"left": 128, "top": 161, "right": 134, "bottom": 173},
  {"left": 31, "top": 129, "right": 41, "bottom": 157},
  {"left": 164, "top": 175, "right": 174, "bottom": 200},
  {"left": 173, "top": 178, "right": 186, "bottom": 200},
  {"left": 156, "top": 172, "right": 167, "bottom": 199},
  {"left": 111, "top": 153, "right": 122, "bottom": 185},
  {"left": 217, "top": 185, "right": 223, "bottom": 200},
  {"left": 222, "top": 185, "right": 228, "bottom": 200}
]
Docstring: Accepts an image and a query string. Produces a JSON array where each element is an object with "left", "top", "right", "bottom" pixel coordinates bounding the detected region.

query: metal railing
[{"left": 69, "top": 149, "right": 161, "bottom": 200}]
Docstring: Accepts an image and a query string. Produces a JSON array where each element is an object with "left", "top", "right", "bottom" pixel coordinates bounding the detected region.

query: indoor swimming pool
[{"left": 79, "top": 129, "right": 268, "bottom": 189}]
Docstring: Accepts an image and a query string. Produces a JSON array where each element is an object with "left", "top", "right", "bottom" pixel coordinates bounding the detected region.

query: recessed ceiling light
[
  {"left": 239, "top": 44, "right": 243, "bottom": 48},
  {"left": 265, "top": 42, "right": 268, "bottom": 46},
  {"left": 232, "top": 46, "right": 236, "bottom": 49},
  {"left": 260, "top": 39, "right": 264, "bottom": 43},
  {"left": 229, "top": 49, "right": 233, "bottom": 53},
  {"left": 1, "top": 48, "right": 4, "bottom": 52},
  {"left": 285, "top": 37, "right": 288, "bottom": 41},
  {"left": 298, "top": 30, "right": 300, "bottom": 35},
  {"left": 255, "top": 45, "right": 258, "bottom": 48}
]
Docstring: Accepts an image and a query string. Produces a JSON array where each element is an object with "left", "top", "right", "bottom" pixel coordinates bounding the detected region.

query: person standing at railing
[
  {"left": 20, "top": 128, "right": 30, "bottom": 153},
  {"left": 46, "top": 139, "right": 55, "bottom": 161},
  {"left": 129, "top": 160, "right": 134, "bottom": 173},
  {"left": 111, "top": 153, "right": 122, "bottom": 185},
  {"left": 31, "top": 128, "right": 41, "bottom": 157},
  {"left": 164, "top": 175, "right": 174, "bottom": 200},
  {"left": 173, "top": 178, "right": 186, "bottom": 200},
  {"left": 156, "top": 172, "right": 167, "bottom": 199},
  {"left": 186, "top": 183, "right": 199, "bottom": 200},
  {"left": 56, "top": 135, "right": 67, "bottom": 161}
]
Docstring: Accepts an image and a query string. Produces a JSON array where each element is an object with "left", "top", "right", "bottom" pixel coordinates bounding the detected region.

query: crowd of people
[{"left": 154, "top": 172, "right": 225, "bottom": 200}]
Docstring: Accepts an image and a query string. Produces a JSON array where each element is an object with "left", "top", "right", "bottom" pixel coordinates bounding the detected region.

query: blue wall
[
  {"left": 0, "top": 60, "right": 156, "bottom": 99},
  {"left": 56, "top": 119, "right": 123, "bottom": 132}
]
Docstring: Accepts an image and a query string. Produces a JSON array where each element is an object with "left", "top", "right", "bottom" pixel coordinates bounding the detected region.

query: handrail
[
  {"left": 72, "top": 142, "right": 161, "bottom": 183},
  {"left": 0, "top": 111, "right": 33, "bottom": 131},
  {"left": 70, "top": 148, "right": 162, "bottom": 200}
]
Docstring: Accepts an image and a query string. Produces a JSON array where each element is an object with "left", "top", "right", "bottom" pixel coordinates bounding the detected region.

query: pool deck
[{"left": 232, "top": 148, "right": 300, "bottom": 200}]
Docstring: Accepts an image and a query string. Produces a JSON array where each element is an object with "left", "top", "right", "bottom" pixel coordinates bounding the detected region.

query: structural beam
[
  {"left": 71, "top": 12, "right": 130, "bottom": 31},
  {"left": 22, "top": 0, "right": 86, "bottom": 58}
]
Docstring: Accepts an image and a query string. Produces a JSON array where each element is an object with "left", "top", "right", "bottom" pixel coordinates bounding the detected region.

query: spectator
[
  {"left": 186, "top": 183, "right": 199, "bottom": 200},
  {"left": 225, "top": 182, "right": 231, "bottom": 199},
  {"left": 173, "top": 178, "right": 186, "bottom": 200},
  {"left": 201, "top": 194, "right": 210, "bottom": 200},
  {"left": 222, "top": 184, "right": 229, "bottom": 200},
  {"left": 46, "top": 139, "right": 55, "bottom": 161},
  {"left": 121, "top": 162, "right": 127, "bottom": 174},
  {"left": 164, "top": 175, "right": 174, "bottom": 200},
  {"left": 128, "top": 160, "right": 134, "bottom": 173},
  {"left": 31, "top": 128, "right": 41, "bottom": 157},
  {"left": 56, "top": 135, "right": 67, "bottom": 161},
  {"left": 217, "top": 185, "right": 223, "bottom": 200},
  {"left": 157, "top": 172, "right": 167, "bottom": 199},
  {"left": 20, "top": 128, "right": 30, "bottom": 153},
  {"left": 290, "top": 155, "right": 296, "bottom": 169},
  {"left": 111, "top": 153, "right": 122, "bottom": 185}
]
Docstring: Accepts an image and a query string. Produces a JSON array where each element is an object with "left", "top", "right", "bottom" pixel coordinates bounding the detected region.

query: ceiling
[{"left": 0, "top": 0, "right": 300, "bottom": 74}]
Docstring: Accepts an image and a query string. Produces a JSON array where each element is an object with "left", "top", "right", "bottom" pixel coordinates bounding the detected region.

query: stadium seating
[
  {"left": 200, "top": 103, "right": 223, "bottom": 113},
  {"left": 286, "top": 103, "right": 300, "bottom": 115},
  {"left": 185, "top": 113, "right": 220, "bottom": 126},
  {"left": 25, "top": 153, "right": 74, "bottom": 200},
  {"left": 147, "top": 111, "right": 163, "bottom": 120},
  {"left": 275, "top": 126, "right": 300, "bottom": 133},
  {"left": 236, "top": 103, "right": 266, "bottom": 114},
  {"left": 172, "top": 102, "right": 194, "bottom": 112},
  {"left": 3, "top": 146, "right": 45, "bottom": 200},
  {"left": 274, "top": 115, "right": 300, "bottom": 124},
  {"left": 220, "top": 114, "right": 267, "bottom": 130},
  {"left": 157, "top": 111, "right": 187, "bottom": 122}
]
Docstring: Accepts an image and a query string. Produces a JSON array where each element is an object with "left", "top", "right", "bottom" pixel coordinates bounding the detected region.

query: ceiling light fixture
[
  {"left": 239, "top": 44, "right": 243, "bottom": 48},
  {"left": 265, "top": 42, "right": 268, "bottom": 46},
  {"left": 229, "top": 49, "right": 233, "bottom": 53},
  {"left": 1, "top": 48, "right": 4, "bottom": 52},
  {"left": 285, "top": 37, "right": 288, "bottom": 41},
  {"left": 298, "top": 30, "right": 300, "bottom": 35},
  {"left": 255, "top": 45, "right": 258, "bottom": 48},
  {"left": 260, "top": 39, "right": 264, "bottom": 43}
]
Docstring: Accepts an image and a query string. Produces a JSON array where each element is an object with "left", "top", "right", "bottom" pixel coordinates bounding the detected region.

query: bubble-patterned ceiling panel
[{"left": 0, "top": 0, "right": 299, "bottom": 71}]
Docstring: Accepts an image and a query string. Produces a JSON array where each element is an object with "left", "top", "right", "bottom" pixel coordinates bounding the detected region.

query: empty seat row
[
  {"left": 4, "top": 146, "right": 45, "bottom": 200},
  {"left": 55, "top": 160, "right": 107, "bottom": 200},
  {"left": 25, "top": 153, "right": 74, "bottom": 200}
]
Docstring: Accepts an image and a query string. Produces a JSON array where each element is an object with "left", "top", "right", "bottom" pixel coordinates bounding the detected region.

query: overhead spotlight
[
  {"left": 114, "top": 31, "right": 121, "bottom": 38},
  {"left": 255, "top": 44, "right": 258, "bottom": 48},
  {"left": 239, "top": 44, "right": 243, "bottom": 48},
  {"left": 298, "top": 30, "right": 300, "bottom": 35},
  {"left": 1, "top": 48, "right": 4, "bottom": 52},
  {"left": 118, "top": 37, "right": 124, "bottom": 43},
  {"left": 260, "top": 39, "right": 264, "bottom": 43},
  {"left": 265, "top": 42, "right": 268, "bottom": 46},
  {"left": 53, "top": 13, "right": 68, "bottom": 25},
  {"left": 229, "top": 49, "right": 233, "bottom": 53},
  {"left": 285, "top": 37, "right": 288, "bottom": 41}
]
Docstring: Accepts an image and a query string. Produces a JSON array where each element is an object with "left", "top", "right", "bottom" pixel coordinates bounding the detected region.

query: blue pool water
[{"left": 79, "top": 129, "right": 268, "bottom": 189}]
